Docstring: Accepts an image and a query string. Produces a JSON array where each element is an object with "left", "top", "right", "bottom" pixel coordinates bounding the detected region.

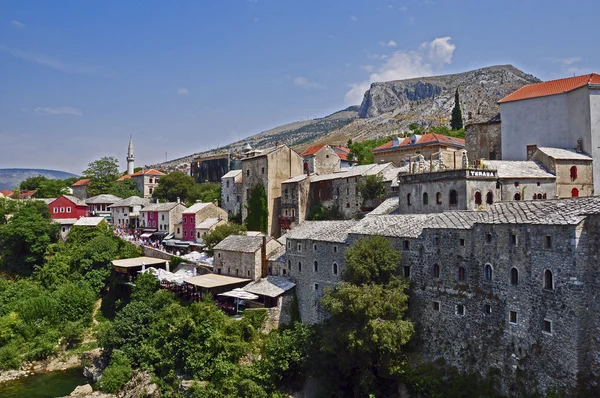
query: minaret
[{"left": 127, "top": 135, "right": 135, "bottom": 175}]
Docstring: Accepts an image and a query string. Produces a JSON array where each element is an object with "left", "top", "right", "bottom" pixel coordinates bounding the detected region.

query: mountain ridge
[{"left": 0, "top": 169, "right": 79, "bottom": 191}]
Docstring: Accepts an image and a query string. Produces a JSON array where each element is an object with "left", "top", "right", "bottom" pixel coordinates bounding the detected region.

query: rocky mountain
[
  {"left": 0, "top": 169, "right": 78, "bottom": 191},
  {"left": 154, "top": 65, "right": 539, "bottom": 169}
]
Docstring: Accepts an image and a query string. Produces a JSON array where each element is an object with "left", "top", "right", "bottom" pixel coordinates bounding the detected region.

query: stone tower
[{"left": 127, "top": 136, "right": 135, "bottom": 175}]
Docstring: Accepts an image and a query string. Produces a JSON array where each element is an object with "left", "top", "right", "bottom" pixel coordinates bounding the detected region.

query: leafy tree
[
  {"left": 357, "top": 174, "right": 385, "bottom": 206},
  {"left": 0, "top": 202, "right": 58, "bottom": 275},
  {"left": 18, "top": 175, "right": 72, "bottom": 198},
  {"left": 191, "top": 182, "right": 222, "bottom": 205},
  {"left": 203, "top": 223, "right": 247, "bottom": 254},
  {"left": 306, "top": 203, "right": 342, "bottom": 221},
  {"left": 109, "top": 178, "right": 141, "bottom": 198},
  {"left": 0, "top": 198, "right": 17, "bottom": 224},
  {"left": 245, "top": 184, "right": 268, "bottom": 233},
  {"left": 317, "top": 236, "right": 413, "bottom": 395},
  {"left": 348, "top": 136, "right": 394, "bottom": 165},
  {"left": 97, "top": 350, "right": 133, "bottom": 393},
  {"left": 83, "top": 156, "right": 120, "bottom": 196},
  {"left": 152, "top": 171, "right": 198, "bottom": 202},
  {"left": 450, "top": 88, "right": 464, "bottom": 130}
]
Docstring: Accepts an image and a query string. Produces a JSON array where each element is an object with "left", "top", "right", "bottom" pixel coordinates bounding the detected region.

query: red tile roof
[
  {"left": 301, "top": 145, "right": 325, "bottom": 156},
  {"left": 132, "top": 169, "right": 165, "bottom": 176},
  {"left": 373, "top": 133, "right": 465, "bottom": 151},
  {"left": 72, "top": 179, "right": 91, "bottom": 187},
  {"left": 499, "top": 73, "right": 600, "bottom": 103},
  {"left": 116, "top": 174, "right": 132, "bottom": 182},
  {"left": 18, "top": 189, "right": 37, "bottom": 198},
  {"left": 331, "top": 146, "right": 353, "bottom": 161},
  {"left": 1, "top": 190, "right": 14, "bottom": 197}
]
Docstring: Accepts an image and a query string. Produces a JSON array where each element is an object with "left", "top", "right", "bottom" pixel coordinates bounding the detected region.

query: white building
[
  {"left": 109, "top": 196, "right": 150, "bottom": 228},
  {"left": 499, "top": 73, "right": 600, "bottom": 191}
]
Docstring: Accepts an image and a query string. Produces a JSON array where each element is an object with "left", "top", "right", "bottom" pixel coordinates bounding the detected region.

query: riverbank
[{"left": 0, "top": 351, "right": 82, "bottom": 384}]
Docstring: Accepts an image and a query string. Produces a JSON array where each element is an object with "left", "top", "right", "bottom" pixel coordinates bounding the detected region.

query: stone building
[
  {"left": 221, "top": 169, "right": 243, "bottom": 218},
  {"left": 85, "top": 194, "right": 122, "bottom": 221},
  {"left": 483, "top": 160, "right": 556, "bottom": 201},
  {"left": 241, "top": 145, "right": 304, "bottom": 237},
  {"left": 213, "top": 235, "right": 283, "bottom": 280},
  {"left": 109, "top": 196, "right": 149, "bottom": 228},
  {"left": 499, "top": 73, "right": 600, "bottom": 191},
  {"left": 531, "top": 147, "right": 594, "bottom": 198},
  {"left": 464, "top": 113, "right": 502, "bottom": 161},
  {"left": 131, "top": 169, "right": 165, "bottom": 198},
  {"left": 286, "top": 197, "right": 600, "bottom": 393},
  {"left": 71, "top": 179, "right": 91, "bottom": 200},
  {"left": 181, "top": 201, "right": 228, "bottom": 242},
  {"left": 191, "top": 153, "right": 233, "bottom": 183},
  {"left": 139, "top": 202, "right": 186, "bottom": 236},
  {"left": 279, "top": 175, "right": 310, "bottom": 231},
  {"left": 372, "top": 133, "right": 466, "bottom": 168},
  {"left": 300, "top": 145, "right": 357, "bottom": 175}
]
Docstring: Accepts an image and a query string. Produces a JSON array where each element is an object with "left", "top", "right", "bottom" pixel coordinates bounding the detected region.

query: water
[{"left": 0, "top": 368, "right": 90, "bottom": 398}]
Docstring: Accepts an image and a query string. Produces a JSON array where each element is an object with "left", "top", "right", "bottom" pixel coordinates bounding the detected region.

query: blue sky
[{"left": 1, "top": 0, "right": 598, "bottom": 174}]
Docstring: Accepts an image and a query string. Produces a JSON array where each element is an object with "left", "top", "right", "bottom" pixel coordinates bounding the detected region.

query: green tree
[
  {"left": 152, "top": 171, "right": 198, "bottom": 202},
  {"left": 450, "top": 88, "right": 464, "bottom": 130},
  {"left": 203, "top": 223, "right": 247, "bottom": 254},
  {"left": 190, "top": 182, "right": 222, "bottom": 205},
  {"left": 109, "top": 179, "right": 141, "bottom": 198},
  {"left": 245, "top": 184, "right": 268, "bottom": 233},
  {"left": 348, "top": 136, "right": 394, "bottom": 165},
  {"left": 357, "top": 174, "right": 385, "bottom": 206},
  {"left": 317, "top": 236, "right": 413, "bottom": 395},
  {"left": 0, "top": 198, "right": 17, "bottom": 225},
  {"left": 19, "top": 176, "right": 72, "bottom": 198},
  {"left": 83, "top": 157, "right": 120, "bottom": 196}
]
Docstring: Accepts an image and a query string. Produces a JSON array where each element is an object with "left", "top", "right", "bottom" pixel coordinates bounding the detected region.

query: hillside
[
  {"left": 0, "top": 168, "right": 79, "bottom": 190},
  {"left": 153, "top": 65, "right": 539, "bottom": 169}
]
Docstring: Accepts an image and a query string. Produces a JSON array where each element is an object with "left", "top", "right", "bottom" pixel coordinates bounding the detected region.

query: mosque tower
[{"left": 127, "top": 136, "right": 135, "bottom": 175}]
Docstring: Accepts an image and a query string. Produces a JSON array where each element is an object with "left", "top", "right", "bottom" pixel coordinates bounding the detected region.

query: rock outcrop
[{"left": 82, "top": 348, "right": 107, "bottom": 382}]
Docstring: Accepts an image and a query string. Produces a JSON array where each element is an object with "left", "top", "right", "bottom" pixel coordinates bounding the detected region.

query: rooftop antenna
[{"left": 165, "top": 152, "right": 167, "bottom": 162}]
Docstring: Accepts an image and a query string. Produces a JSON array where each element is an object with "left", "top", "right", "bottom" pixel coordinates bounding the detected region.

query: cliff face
[{"left": 357, "top": 65, "right": 540, "bottom": 121}]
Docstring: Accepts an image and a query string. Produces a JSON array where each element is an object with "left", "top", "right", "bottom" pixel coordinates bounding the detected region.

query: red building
[{"left": 48, "top": 195, "right": 88, "bottom": 219}]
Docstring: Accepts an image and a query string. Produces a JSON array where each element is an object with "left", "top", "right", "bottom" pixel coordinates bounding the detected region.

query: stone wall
[
  {"left": 221, "top": 174, "right": 242, "bottom": 217},
  {"left": 465, "top": 120, "right": 502, "bottom": 160}
]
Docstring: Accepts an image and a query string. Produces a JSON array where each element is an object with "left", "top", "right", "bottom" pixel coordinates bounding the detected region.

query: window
[
  {"left": 298, "top": 262, "right": 302, "bottom": 273},
  {"left": 433, "top": 263, "right": 440, "bottom": 278},
  {"left": 543, "top": 319, "right": 552, "bottom": 334},
  {"left": 403, "top": 240, "right": 409, "bottom": 250},
  {"left": 544, "top": 235, "right": 552, "bottom": 249},
  {"left": 433, "top": 301, "right": 440, "bottom": 311},
  {"left": 333, "top": 246, "right": 338, "bottom": 253},
  {"left": 53, "top": 208, "right": 58, "bottom": 213},
  {"left": 197, "top": 232, "right": 200, "bottom": 239},
  {"left": 62, "top": 227, "right": 66, "bottom": 233},
  {"left": 246, "top": 169, "right": 250, "bottom": 176},
  {"left": 261, "top": 167, "right": 265, "bottom": 174},
  {"left": 287, "top": 259, "right": 291, "bottom": 269},
  {"left": 434, "top": 236, "right": 440, "bottom": 246},
  {"left": 60, "top": 207, "right": 65, "bottom": 213},
  {"left": 449, "top": 190, "right": 458, "bottom": 206},
  {"left": 526, "top": 144, "right": 537, "bottom": 159},
  {"left": 571, "top": 187, "right": 579, "bottom": 198},
  {"left": 456, "top": 304, "right": 465, "bottom": 316},
  {"left": 297, "top": 243, "right": 302, "bottom": 251},
  {"left": 486, "top": 233, "right": 492, "bottom": 243},
  {"left": 149, "top": 188, "right": 153, "bottom": 194},
  {"left": 403, "top": 266, "right": 410, "bottom": 278},
  {"left": 474, "top": 191, "right": 482, "bottom": 206},
  {"left": 346, "top": 203, "right": 350, "bottom": 208},
  {"left": 66, "top": 207, "right": 71, "bottom": 213},
  {"left": 183, "top": 230, "right": 187, "bottom": 237},
  {"left": 459, "top": 238, "right": 465, "bottom": 246},
  {"left": 177, "top": 228, "right": 180, "bottom": 234},
  {"left": 237, "top": 195, "right": 240, "bottom": 203},
  {"left": 313, "top": 244, "right": 317, "bottom": 251},
  {"left": 509, "top": 311, "right": 518, "bottom": 324},
  {"left": 511, "top": 233, "right": 518, "bottom": 245},
  {"left": 346, "top": 187, "right": 349, "bottom": 195},
  {"left": 149, "top": 178, "right": 153, "bottom": 184},
  {"left": 407, "top": 193, "right": 412, "bottom": 206},
  {"left": 227, "top": 196, "right": 229, "bottom": 203},
  {"left": 287, "top": 241, "right": 291, "bottom": 249},
  {"left": 514, "top": 192, "right": 521, "bottom": 201},
  {"left": 217, "top": 253, "right": 221, "bottom": 258},
  {"left": 486, "top": 191, "right": 494, "bottom": 205},
  {"left": 484, "top": 304, "right": 492, "bottom": 314},
  {"left": 510, "top": 268, "right": 519, "bottom": 285},
  {"left": 282, "top": 269, "right": 286, "bottom": 275},
  {"left": 436, "top": 192, "right": 442, "bottom": 205},
  {"left": 162, "top": 214, "right": 165, "bottom": 221},
  {"left": 423, "top": 192, "right": 429, "bottom": 205},
  {"left": 570, "top": 166, "right": 578, "bottom": 181},
  {"left": 485, "top": 264, "right": 493, "bottom": 281},
  {"left": 457, "top": 267, "right": 466, "bottom": 282},
  {"left": 314, "top": 283, "right": 319, "bottom": 291},
  {"left": 183, "top": 217, "right": 186, "bottom": 224},
  {"left": 544, "top": 270, "right": 554, "bottom": 290},
  {"left": 226, "top": 180, "right": 230, "bottom": 188},
  {"left": 314, "top": 261, "right": 318, "bottom": 272},
  {"left": 333, "top": 263, "right": 338, "bottom": 275},
  {"left": 537, "top": 181, "right": 541, "bottom": 187}
]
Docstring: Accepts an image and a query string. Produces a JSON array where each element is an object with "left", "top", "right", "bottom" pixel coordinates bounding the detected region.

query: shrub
[
  {"left": 0, "top": 344, "right": 21, "bottom": 370},
  {"left": 98, "top": 350, "right": 133, "bottom": 393}
]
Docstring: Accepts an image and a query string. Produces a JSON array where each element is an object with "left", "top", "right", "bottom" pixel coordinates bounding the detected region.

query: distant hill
[
  {"left": 152, "top": 65, "right": 540, "bottom": 169},
  {"left": 0, "top": 169, "right": 79, "bottom": 191}
]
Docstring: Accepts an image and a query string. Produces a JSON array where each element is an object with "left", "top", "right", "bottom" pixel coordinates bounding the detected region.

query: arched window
[
  {"left": 436, "top": 192, "right": 442, "bottom": 205},
  {"left": 486, "top": 191, "right": 494, "bottom": 205},
  {"left": 537, "top": 193, "right": 543, "bottom": 200},
  {"left": 457, "top": 266, "right": 466, "bottom": 282},
  {"left": 514, "top": 193, "right": 521, "bottom": 201},
  {"left": 571, "top": 188, "right": 579, "bottom": 198},
  {"left": 298, "top": 262, "right": 302, "bottom": 273},
  {"left": 314, "top": 261, "right": 318, "bottom": 272},
  {"left": 542, "top": 193, "right": 547, "bottom": 199},
  {"left": 544, "top": 270, "right": 554, "bottom": 290},
  {"left": 474, "top": 191, "right": 482, "bottom": 206},
  {"left": 433, "top": 263, "right": 440, "bottom": 278},
  {"left": 510, "top": 268, "right": 519, "bottom": 285},
  {"left": 407, "top": 193, "right": 412, "bottom": 206},
  {"left": 485, "top": 264, "right": 493, "bottom": 281},
  {"left": 332, "top": 263, "right": 338, "bottom": 275},
  {"left": 449, "top": 190, "right": 458, "bottom": 206},
  {"left": 288, "top": 259, "right": 291, "bottom": 269},
  {"left": 423, "top": 192, "right": 429, "bottom": 205},
  {"left": 570, "top": 166, "right": 578, "bottom": 181}
]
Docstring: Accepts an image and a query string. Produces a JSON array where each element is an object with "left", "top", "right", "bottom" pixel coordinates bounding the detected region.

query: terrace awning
[
  {"left": 185, "top": 274, "right": 250, "bottom": 289},
  {"left": 140, "top": 232, "right": 154, "bottom": 239},
  {"left": 218, "top": 288, "right": 259, "bottom": 300}
]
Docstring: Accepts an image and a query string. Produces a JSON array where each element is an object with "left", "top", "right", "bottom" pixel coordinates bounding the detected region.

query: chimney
[
  {"left": 177, "top": 197, "right": 180, "bottom": 204},
  {"left": 577, "top": 139, "right": 583, "bottom": 153},
  {"left": 261, "top": 235, "right": 267, "bottom": 279}
]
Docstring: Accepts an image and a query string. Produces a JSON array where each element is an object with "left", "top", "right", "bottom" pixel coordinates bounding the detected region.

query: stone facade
[
  {"left": 285, "top": 197, "right": 600, "bottom": 393},
  {"left": 302, "top": 145, "right": 341, "bottom": 175},
  {"left": 213, "top": 235, "right": 283, "bottom": 280},
  {"left": 132, "top": 169, "right": 164, "bottom": 198},
  {"left": 280, "top": 175, "right": 310, "bottom": 232},
  {"left": 221, "top": 169, "right": 243, "bottom": 218},
  {"left": 531, "top": 147, "right": 594, "bottom": 198},
  {"left": 464, "top": 114, "right": 502, "bottom": 161},
  {"left": 191, "top": 153, "right": 232, "bottom": 183},
  {"left": 241, "top": 145, "right": 304, "bottom": 237},
  {"left": 372, "top": 133, "right": 466, "bottom": 168}
]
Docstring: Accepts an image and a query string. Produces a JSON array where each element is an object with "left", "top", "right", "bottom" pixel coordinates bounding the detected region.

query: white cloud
[
  {"left": 549, "top": 57, "right": 585, "bottom": 75},
  {"left": 177, "top": 88, "right": 189, "bottom": 95},
  {"left": 350, "top": 16, "right": 358, "bottom": 21},
  {"left": 344, "top": 36, "right": 456, "bottom": 105},
  {"left": 293, "top": 76, "right": 320, "bottom": 89},
  {"left": 399, "top": 6, "right": 408, "bottom": 11},
  {"left": 0, "top": 45, "right": 107, "bottom": 76},
  {"left": 30, "top": 107, "right": 82, "bottom": 116},
  {"left": 10, "top": 20, "right": 26, "bottom": 28},
  {"left": 388, "top": 40, "right": 397, "bottom": 47}
]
